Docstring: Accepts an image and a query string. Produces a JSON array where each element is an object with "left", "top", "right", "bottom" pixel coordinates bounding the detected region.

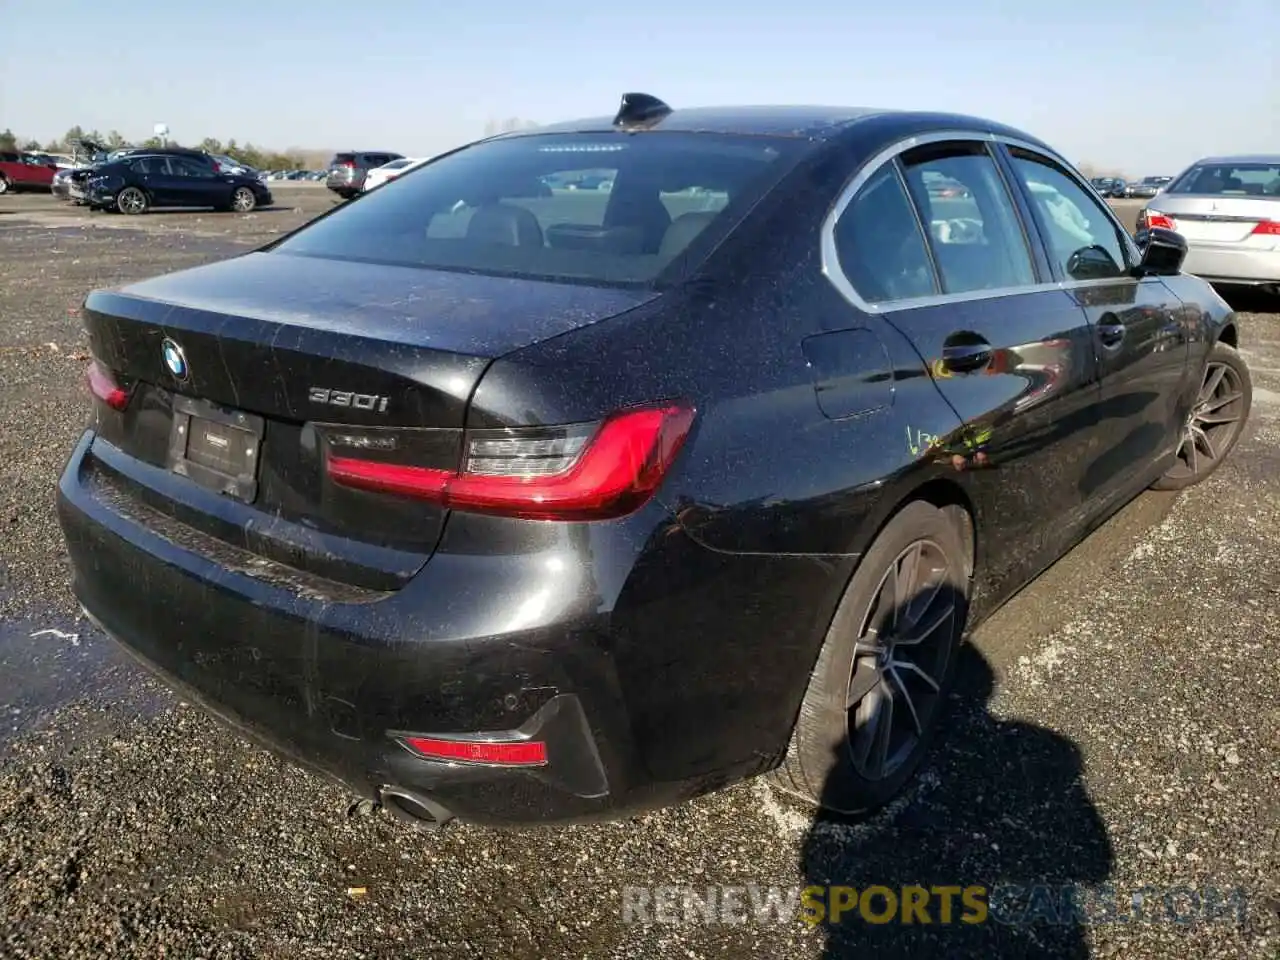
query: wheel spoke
[
  {"left": 891, "top": 543, "right": 923, "bottom": 627},
  {"left": 897, "top": 597, "right": 953, "bottom": 646},
  {"left": 852, "top": 682, "right": 888, "bottom": 771},
  {"left": 1197, "top": 410, "right": 1239, "bottom": 426},
  {"left": 1192, "top": 424, "right": 1217, "bottom": 461},
  {"left": 854, "top": 625, "right": 883, "bottom": 659},
  {"left": 887, "top": 664, "right": 923, "bottom": 735},
  {"left": 1200, "top": 364, "right": 1227, "bottom": 401},
  {"left": 890, "top": 656, "right": 940, "bottom": 692},
  {"left": 846, "top": 661, "right": 881, "bottom": 709},
  {"left": 868, "top": 687, "right": 895, "bottom": 778},
  {"left": 1200, "top": 391, "right": 1242, "bottom": 415}
]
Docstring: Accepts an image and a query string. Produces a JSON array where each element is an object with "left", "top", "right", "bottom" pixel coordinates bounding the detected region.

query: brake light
[
  {"left": 1251, "top": 220, "right": 1280, "bottom": 236},
  {"left": 400, "top": 736, "right": 548, "bottom": 766},
  {"left": 1143, "top": 211, "right": 1176, "bottom": 231},
  {"left": 326, "top": 401, "right": 696, "bottom": 520},
  {"left": 85, "top": 360, "right": 130, "bottom": 411}
]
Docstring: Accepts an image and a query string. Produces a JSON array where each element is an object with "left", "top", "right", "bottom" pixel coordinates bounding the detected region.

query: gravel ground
[{"left": 0, "top": 191, "right": 1277, "bottom": 959}]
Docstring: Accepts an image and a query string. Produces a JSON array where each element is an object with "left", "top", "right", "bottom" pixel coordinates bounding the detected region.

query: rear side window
[
  {"left": 273, "top": 133, "right": 798, "bottom": 285},
  {"left": 832, "top": 164, "right": 937, "bottom": 304},
  {"left": 899, "top": 142, "right": 1035, "bottom": 294},
  {"left": 1168, "top": 162, "right": 1280, "bottom": 198},
  {"left": 1007, "top": 149, "right": 1129, "bottom": 282}
]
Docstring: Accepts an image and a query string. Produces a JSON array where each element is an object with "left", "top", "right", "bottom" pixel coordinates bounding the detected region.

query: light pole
[{"left": 154, "top": 122, "right": 169, "bottom": 148}]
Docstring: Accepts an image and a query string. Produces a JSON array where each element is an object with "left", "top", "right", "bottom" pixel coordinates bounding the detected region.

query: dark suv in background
[{"left": 325, "top": 151, "right": 404, "bottom": 198}]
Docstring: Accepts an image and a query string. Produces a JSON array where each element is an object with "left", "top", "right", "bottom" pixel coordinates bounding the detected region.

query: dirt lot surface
[{"left": 0, "top": 189, "right": 1277, "bottom": 959}]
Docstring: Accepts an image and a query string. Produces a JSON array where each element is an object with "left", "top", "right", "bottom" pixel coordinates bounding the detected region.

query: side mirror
[{"left": 1133, "top": 226, "right": 1187, "bottom": 276}]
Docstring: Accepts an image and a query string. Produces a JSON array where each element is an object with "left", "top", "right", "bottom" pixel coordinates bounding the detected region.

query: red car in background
[{"left": 0, "top": 152, "right": 59, "bottom": 194}]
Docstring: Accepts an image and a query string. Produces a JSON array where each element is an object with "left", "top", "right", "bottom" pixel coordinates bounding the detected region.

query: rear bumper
[
  {"left": 1183, "top": 245, "right": 1280, "bottom": 285},
  {"left": 57, "top": 430, "right": 828, "bottom": 824}
]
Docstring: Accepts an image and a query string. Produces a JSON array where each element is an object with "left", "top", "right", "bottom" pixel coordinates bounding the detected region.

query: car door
[
  {"left": 19, "top": 155, "right": 56, "bottom": 188},
  {"left": 166, "top": 156, "right": 223, "bottom": 207},
  {"left": 829, "top": 138, "right": 1105, "bottom": 603},
  {"left": 140, "top": 156, "right": 183, "bottom": 206},
  {"left": 1001, "top": 145, "right": 1190, "bottom": 502}
]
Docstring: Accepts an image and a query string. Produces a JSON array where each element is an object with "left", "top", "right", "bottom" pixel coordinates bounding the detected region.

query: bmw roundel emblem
[{"left": 161, "top": 338, "right": 189, "bottom": 381}]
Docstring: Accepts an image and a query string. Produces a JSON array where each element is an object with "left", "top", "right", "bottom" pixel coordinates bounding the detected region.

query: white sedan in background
[{"left": 362, "top": 157, "right": 430, "bottom": 192}]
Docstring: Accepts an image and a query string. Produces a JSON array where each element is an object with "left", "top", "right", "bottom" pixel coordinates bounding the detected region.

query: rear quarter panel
[{"left": 462, "top": 136, "right": 978, "bottom": 782}]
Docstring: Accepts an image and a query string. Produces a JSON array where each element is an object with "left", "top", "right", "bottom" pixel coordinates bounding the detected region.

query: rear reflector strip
[
  {"left": 85, "top": 360, "right": 131, "bottom": 411},
  {"left": 402, "top": 736, "right": 548, "bottom": 766},
  {"left": 327, "top": 401, "right": 695, "bottom": 521}
]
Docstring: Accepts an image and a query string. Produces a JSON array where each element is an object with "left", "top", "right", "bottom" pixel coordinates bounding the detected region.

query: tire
[
  {"left": 771, "top": 500, "right": 970, "bottom": 814},
  {"left": 230, "top": 186, "right": 256, "bottom": 213},
  {"left": 0, "top": 175, "right": 9, "bottom": 195},
  {"left": 1152, "top": 340, "right": 1251, "bottom": 491},
  {"left": 116, "top": 186, "right": 149, "bottom": 215}
]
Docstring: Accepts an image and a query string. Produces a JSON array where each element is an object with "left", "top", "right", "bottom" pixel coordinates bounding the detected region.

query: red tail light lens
[
  {"left": 1142, "top": 211, "right": 1177, "bottom": 231},
  {"left": 327, "top": 401, "right": 696, "bottom": 520},
  {"left": 85, "top": 360, "right": 131, "bottom": 411},
  {"left": 401, "top": 736, "right": 548, "bottom": 766},
  {"left": 1251, "top": 220, "right": 1280, "bottom": 236}
]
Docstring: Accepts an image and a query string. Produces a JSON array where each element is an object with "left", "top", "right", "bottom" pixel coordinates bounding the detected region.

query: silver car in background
[{"left": 1141, "top": 155, "right": 1280, "bottom": 295}]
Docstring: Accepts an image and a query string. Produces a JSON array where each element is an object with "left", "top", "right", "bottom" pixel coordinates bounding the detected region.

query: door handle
[
  {"left": 1098, "top": 322, "right": 1125, "bottom": 349},
  {"left": 941, "top": 338, "right": 993, "bottom": 374}
]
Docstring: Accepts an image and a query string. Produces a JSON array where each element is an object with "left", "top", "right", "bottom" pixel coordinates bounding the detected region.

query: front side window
[
  {"left": 273, "top": 133, "right": 798, "bottom": 285},
  {"left": 899, "top": 142, "right": 1035, "bottom": 294},
  {"left": 833, "top": 164, "right": 937, "bottom": 304},
  {"left": 1007, "top": 149, "right": 1129, "bottom": 282}
]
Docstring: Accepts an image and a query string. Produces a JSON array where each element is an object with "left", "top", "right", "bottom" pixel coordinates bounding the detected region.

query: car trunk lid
[
  {"left": 82, "top": 251, "right": 657, "bottom": 589},
  {"left": 1150, "top": 195, "right": 1280, "bottom": 243}
]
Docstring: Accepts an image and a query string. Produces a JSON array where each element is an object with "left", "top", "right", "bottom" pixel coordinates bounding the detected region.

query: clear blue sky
[{"left": 3, "top": 0, "right": 1275, "bottom": 175}]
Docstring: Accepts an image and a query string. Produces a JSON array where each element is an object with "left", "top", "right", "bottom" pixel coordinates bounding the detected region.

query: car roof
[
  {"left": 498, "top": 102, "right": 1052, "bottom": 155},
  {"left": 1192, "top": 154, "right": 1280, "bottom": 165},
  {"left": 533, "top": 105, "right": 888, "bottom": 139}
]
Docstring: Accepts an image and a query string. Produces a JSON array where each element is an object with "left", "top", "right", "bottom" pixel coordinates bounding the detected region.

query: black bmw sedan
[
  {"left": 85, "top": 151, "right": 273, "bottom": 215},
  {"left": 57, "top": 94, "right": 1251, "bottom": 828}
]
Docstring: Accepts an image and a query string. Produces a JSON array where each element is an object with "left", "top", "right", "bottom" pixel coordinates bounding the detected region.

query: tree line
[{"left": 0, "top": 126, "right": 323, "bottom": 171}]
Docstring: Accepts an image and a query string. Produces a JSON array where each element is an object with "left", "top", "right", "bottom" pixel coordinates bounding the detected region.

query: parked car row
[
  {"left": 1126, "top": 175, "right": 1174, "bottom": 199},
  {"left": 48, "top": 146, "right": 272, "bottom": 215},
  {"left": 324, "top": 151, "right": 406, "bottom": 198},
  {"left": 264, "top": 169, "right": 327, "bottom": 181}
]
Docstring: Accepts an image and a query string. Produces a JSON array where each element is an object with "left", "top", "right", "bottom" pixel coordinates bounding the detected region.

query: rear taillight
[
  {"left": 85, "top": 360, "right": 131, "bottom": 411},
  {"left": 1251, "top": 220, "right": 1280, "bottom": 236},
  {"left": 326, "top": 401, "right": 696, "bottom": 520},
  {"left": 1142, "top": 210, "right": 1177, "bottom": 231}
]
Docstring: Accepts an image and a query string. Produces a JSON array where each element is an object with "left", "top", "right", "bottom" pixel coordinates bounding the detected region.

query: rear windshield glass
[
  {"left": 330, "top": 154, "right": 356, "bottom": 165},
  {"left": 1168, "top": 163, "right": 1280, "bottom": 197},
  {"left": 274, "top": 132, "right": 799, "bottom": 285}
]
